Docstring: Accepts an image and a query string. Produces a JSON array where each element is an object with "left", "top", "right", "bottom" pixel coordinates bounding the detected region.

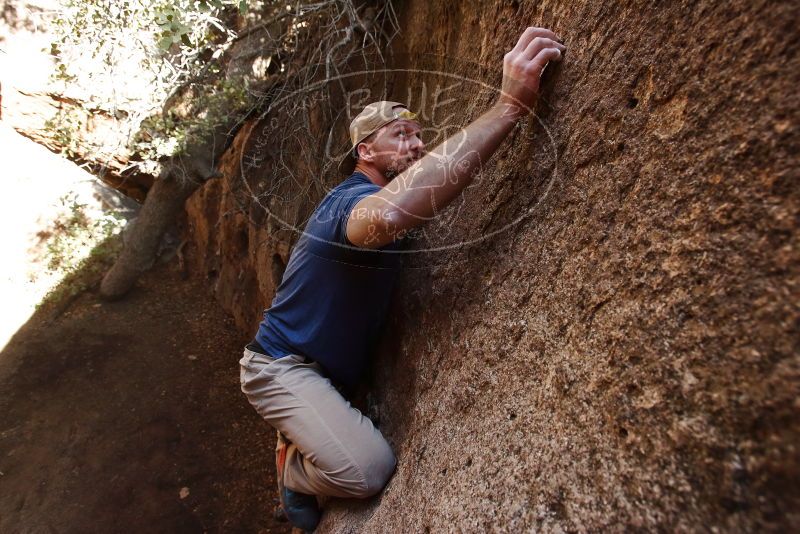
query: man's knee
[{"left": 358, "top": 441, "right": 397, "bottom": 497}]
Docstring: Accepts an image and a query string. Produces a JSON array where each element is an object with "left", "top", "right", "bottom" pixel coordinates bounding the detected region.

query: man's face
[{"left": 359, "top": 114, "right": 426, "bottom": 179}]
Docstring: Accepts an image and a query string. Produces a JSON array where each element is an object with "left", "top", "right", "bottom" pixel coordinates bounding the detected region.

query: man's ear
[{"left": 357, "top": 142, "right": 374, "bottom": 162}]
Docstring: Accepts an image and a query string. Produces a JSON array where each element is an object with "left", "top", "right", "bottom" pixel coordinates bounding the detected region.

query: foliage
[
  {"left": 46, "top": 0, "right": 402, "bottom": 187},
  {"left": 36, "top": 193, "right": 128, "bottom": 309},
  {"left": 132, "top": 75, "right": 251, "bottom": 169},
  {"left": 44, "top": 193, "right": 127, "bottom": 276},
  {"left": 43, "top": 108, "right": 85, "bottom": 159},
  {"left": 47, "top": 0, "right": 252, "bottom": 171}
]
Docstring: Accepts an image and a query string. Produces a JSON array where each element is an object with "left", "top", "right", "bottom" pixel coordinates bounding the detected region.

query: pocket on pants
[
  {"left": 239, "top": 359, "right": 263, "bottom": 388},
  {"left": 239, "top": 352, "right": 278, "bottom": 390},
  {"left": 239, "top": 350, "right": 261, "bottom": 388},
  {"left": 240, "top": 363, "right": 270, "bottom": 390}
]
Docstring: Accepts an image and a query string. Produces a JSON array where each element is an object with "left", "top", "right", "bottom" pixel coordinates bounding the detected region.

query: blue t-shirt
[{"left": 255, "top": 172, "right": 403, "bottom": 388}]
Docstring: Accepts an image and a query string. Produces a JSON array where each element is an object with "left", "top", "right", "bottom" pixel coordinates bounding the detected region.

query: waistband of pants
[
  {"left": 242, "top": 346, "right": 276, "bottom": 365},
  {"left": 243, "top": 339, "right": 314, "bottom": 365},
  {"left": 245, "top": 338, "right": 269, "bottom": 355}
]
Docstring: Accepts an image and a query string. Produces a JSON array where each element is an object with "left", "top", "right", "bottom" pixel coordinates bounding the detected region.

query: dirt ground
[{"left": 0, "top": 259, "right": 290, "bottom": 533}]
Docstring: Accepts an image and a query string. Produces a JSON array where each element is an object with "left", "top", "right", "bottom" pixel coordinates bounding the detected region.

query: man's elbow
[{"left": 347, "top": 208, "right": 409, "bottom": 249}]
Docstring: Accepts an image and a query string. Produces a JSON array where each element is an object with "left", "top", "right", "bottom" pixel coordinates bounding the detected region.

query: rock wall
[{"left": 184, "top": 0, "right": 799, "bottom": 530}]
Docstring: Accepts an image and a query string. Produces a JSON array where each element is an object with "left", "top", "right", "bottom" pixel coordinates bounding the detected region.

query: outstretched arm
[{"left": 347, "top": 26, "right": 565, "bottom": 249}]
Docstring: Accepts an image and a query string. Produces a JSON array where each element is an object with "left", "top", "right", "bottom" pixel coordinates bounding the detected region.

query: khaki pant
[{"left": 239, "top": 348, "right": 396, "bottom": 498}]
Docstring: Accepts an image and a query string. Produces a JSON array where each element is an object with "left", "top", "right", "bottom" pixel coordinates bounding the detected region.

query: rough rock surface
[{"left": 184, "top": 0, "right": 799, "bottom": 531}]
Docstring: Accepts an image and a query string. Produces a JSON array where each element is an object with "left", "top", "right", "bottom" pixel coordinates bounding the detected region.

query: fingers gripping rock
[{"left": 499, "top": 26, "right": 566, "bottom": 117}]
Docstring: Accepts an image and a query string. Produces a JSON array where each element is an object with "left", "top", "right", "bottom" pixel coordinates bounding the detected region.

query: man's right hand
[{"left": 498, "top": 27, "right": 565, "bottom": 120}]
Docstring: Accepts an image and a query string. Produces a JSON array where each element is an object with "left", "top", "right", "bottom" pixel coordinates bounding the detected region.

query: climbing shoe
[{"left": 276, "top": 431, "right": 321, "bottom": 532}]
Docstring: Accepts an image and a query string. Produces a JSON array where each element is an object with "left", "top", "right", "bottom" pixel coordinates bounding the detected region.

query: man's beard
[
  {"left": 383, "top": 160, "right": 406, "bottom": 181},
  {"left": 385, "top": 155, "right": 421, "bottom": 180}
]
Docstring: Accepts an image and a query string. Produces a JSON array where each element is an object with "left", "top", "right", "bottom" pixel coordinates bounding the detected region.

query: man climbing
[{"left": 239, "top": 26, "right": 565, "bottom": 531}]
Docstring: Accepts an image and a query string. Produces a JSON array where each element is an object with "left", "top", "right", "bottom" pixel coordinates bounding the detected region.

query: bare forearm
[{"left": 379, "top": 103, "right": 519, "bottom": 229}]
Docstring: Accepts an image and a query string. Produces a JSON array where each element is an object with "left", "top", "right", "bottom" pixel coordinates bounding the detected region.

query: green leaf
[
  {"left": 157, "top": 35, "right": 173, "bottom": 51},
  {"left": 238, "top": 1, "right": 248, "bottom": 15},
  {"left": 181, "top": 33, "right": 192, "bottom": 47}
]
